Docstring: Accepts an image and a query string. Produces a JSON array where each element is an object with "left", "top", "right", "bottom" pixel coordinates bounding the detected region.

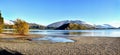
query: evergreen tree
[{"left": 0, "top": 11, "right": 4, "bottom": 33}]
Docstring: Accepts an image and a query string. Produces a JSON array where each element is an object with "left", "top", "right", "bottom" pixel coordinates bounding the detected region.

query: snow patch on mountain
[
  {"left": 4, "top": 20, "right": 14, "bottom": 25},
  {"left": 95, "top": 24, "right": 116, "bottom": 28},
  {"left": 47, "top": 20, "right": 94, "bottom": 28}
]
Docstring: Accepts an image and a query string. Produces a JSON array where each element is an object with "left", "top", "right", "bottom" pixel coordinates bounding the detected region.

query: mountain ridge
[
  {"left": 4, "top": 20, "right": 117, "bottom": 29},
  {"left": 47, "top": 20, "right": 117, "bottom": 29},
  {"left": 47, "top": 20, "right": 94, "bottom": 28}
]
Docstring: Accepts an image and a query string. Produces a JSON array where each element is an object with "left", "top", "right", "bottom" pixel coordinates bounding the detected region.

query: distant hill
[
  {"left": 55, "top": 23, "right": 69, "bottom": 30},
  {"left": 4, "top": 20, "right": 14, "bottom": 29},
  {"left": 47, "top": 20, "right": 94, "bottom": 29},
  {"left": 4, "top": 20, "right": 117, "bottom": 30},
  {"left": 28, "top": 23, "right": 46, "bottom": 29},
  {"left": 55, "top": 23, "right": 94, "bottom": 30},
  {"left": 95, "top": 24, "right": 116, "bottom": 29},
  {"left": 4, "top": 20, "right": 14, "bottom": 25},
  {"left": 4, "top": 20, "right": 46, "bottom": 29}
]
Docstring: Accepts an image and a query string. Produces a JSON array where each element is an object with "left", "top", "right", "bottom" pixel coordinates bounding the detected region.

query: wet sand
[{"left": 0, "top": 33, "right": 120, "bottom": 55}]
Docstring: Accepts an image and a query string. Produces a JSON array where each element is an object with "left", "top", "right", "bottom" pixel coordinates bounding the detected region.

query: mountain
[
  {"left": 95, "top": 24, "right": 116, "bottom": 29},
  {"left": 28, "top": 23, "right": 46, "bottom": 29},
  {"left": 55, "top": 23, "right": 93, "bottom": 30},
  {"left": 4, "top": 20, "right": 46, "bottom": 29},
  {"left": 47, "top": 20, "right": 94, "bottom": 29},
  {"left": 4, "top": 20, "right": 14, "bottom": 25},
  {"left": 55, "top": 23, "right": 70, "bottom": 30},
  {"left": 4, "top": 20, "right": 116, "bottom": 29}
]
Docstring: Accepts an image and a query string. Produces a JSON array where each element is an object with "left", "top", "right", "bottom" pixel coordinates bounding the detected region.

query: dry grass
[{"left": 0, "top": 37, "right": 119, "bottom": 55}]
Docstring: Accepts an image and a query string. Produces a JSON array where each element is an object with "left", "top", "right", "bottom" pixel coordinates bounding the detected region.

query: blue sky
[{"left": 0, "top": 0, "right": 120, "bottom": 27}]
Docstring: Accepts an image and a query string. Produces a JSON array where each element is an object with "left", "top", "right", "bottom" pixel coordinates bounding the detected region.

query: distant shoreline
[
  {"left": 0, "top": 33, "right": 43, "bottom": 38},
  {"left": 0, "top": 33, "right": 120, "bottom": 38}
]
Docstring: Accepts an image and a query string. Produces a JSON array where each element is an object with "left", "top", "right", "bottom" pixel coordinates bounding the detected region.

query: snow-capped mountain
[
  {"left": 47, "top": 20, "right": 117, "bottom": 29},
  {"left": 4, "top": 20, "right": 117, "bottom": 29},
  {"left": 95, "top": 24, "right": 116, "bottom": 28},
  {"left": 47, "top": 20, "right": 94, "bottom": 28},
  {"left": 4, "top": 20, "right": 14, "bottom": 25}
]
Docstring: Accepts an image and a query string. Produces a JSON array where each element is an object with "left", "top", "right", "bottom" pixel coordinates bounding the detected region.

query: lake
[
  {"left": 4, "top": 29, "right": 120, "bottom": 43},
  {"left": 29, "top": 29, "right": 120, "bottom": 37}
]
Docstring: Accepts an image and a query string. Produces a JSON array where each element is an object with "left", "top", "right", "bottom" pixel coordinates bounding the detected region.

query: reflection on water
[
  {"left": 4, "top": 29, "right": 120, "bottom": 37},
  {"left": 29, "top": 29, "right": 120, "bottom": 37},
  {"left": 32, "top": 36, "right": 74, "bottom": 43},
  {"left": 3, "top": 29, "right": 120, "bottom": 43}
]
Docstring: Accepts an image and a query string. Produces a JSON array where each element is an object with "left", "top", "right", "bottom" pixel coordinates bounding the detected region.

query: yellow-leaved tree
[{"left": 14, "top": 19, "right": 29, "bottom": 35}]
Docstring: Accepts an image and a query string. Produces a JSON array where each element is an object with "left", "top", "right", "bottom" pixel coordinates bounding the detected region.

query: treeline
[
  {"left": 4, "top": 23, "right": 46, "bottom": 29},
  {"left": 29, "top": 23, "right": 45, "bottom": 29},
  {"left": 4, "top": 25, "right": 14, "bottom": 29},
  {"left": 0, "top": 12, "right": 4, "bottom": 33},
  {"left": 0, "top": 12, "right": 29, "bottom": 35},
  {"left": 67, "top": 23, "right": 94, "bottom": 30},
  {"left": 56, "top": 23, "right": 95, "bottom": 30}
]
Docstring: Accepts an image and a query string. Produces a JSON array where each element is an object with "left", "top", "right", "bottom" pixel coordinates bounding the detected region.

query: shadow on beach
[{"left": 0, "top": 48, "right": 23, "bottom": 55}]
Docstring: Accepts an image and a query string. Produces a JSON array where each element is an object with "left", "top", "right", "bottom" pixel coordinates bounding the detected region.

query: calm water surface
[
  {"left": 30, "top": 29, "right": 120, "bottom": 37},
  {"left": 4, "top": 29, "right": 120, "bottom": 43}
]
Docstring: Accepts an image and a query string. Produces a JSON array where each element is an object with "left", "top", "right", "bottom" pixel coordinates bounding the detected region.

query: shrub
[{"left": 14, "top": 19, "right": 29, "bottom": 35}]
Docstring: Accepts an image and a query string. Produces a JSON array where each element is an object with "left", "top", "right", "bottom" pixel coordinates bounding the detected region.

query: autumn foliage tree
[
  {"left": 14, "top": 19, "right": 29, "bottom": 35},
  {"left": 67, "top": 23, "right": 87, "bottom": 30},
  {"left": 0, "top": 11, "right": 4, "bottom": 33}
]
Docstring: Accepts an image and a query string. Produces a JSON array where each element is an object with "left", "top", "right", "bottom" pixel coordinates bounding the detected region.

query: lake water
[
  {"left": 32, "top": 36, "right": 75, "bottom": 43},
  {"left": 4, "top": 29, "right": 120, "bottom": 43},
  {"left": 29, "top": 29, "right": 120, "bottom": 37}
]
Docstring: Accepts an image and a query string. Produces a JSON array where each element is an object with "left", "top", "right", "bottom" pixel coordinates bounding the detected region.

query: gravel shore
[{"left": 0, "top": 34, "right": 120, "bottom": 55}]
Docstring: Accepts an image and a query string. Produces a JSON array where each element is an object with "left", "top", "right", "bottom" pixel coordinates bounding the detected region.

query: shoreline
[
  {"left": 0, "top": 33, "right": 120, "bottom": 55},
  {"left": 0, "top": 33, "right": 44, "bottom": 38}
]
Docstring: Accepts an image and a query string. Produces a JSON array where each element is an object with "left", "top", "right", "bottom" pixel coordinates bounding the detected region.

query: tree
[
  {"left": 68, "top": 23, "right": 87, "bottom": 30},
  {"left": 14, "top": 19, "right": 29, "bottom": 35},
  {"left": 0, "top": 11, "right": 4, "bottom": 33},
  {"left": 55, "top": 23, "right": 89, "bottom": 30}
]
